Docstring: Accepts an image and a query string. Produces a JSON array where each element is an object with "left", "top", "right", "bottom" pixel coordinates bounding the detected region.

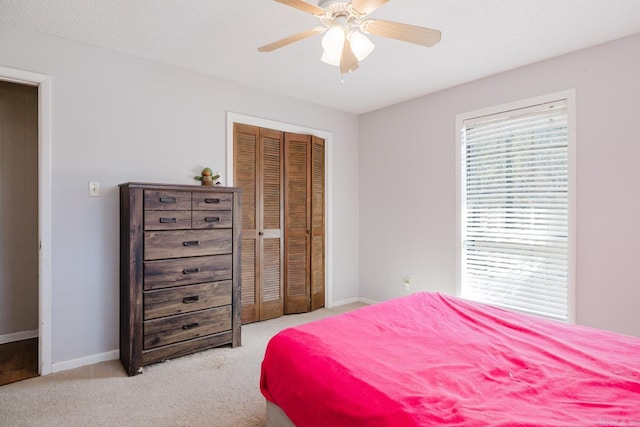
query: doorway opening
[
  {"left": 0, "top": 79, "right": 38, "bottom": 384},
  {"left": 0, "top": 66, "right": 53, "bottom": 378}
]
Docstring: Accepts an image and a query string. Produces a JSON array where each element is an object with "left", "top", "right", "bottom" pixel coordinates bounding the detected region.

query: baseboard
[
  {"left": 51, "top": 349, "right": 119, "bottom": 373},
  {"left": 0, "top": 329, "right": 38, "bottom": 345},
  {"left": 357, "top": 297, "right": 379, "bottom": 305},
  {"left": 329, "top": 297, "right": 377, "bottom": 308}
]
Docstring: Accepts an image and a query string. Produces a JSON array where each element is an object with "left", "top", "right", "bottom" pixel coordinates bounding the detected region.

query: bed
[{"left": 260, "top": 292, "right": 640, "bottom": 426}]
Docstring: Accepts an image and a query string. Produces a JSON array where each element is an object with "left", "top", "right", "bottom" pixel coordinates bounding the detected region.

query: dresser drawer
[
  {"left": 144, "top": 229, "right": 232, "bottom": 260},
  {"left": 144, "top": 280, "right": 232, "bottom": 320},
  {"left": 192, "top": 210, "right": 233, "bottom": 229},
  {"left": 144, "top": 254, "right": 232, "bottom": 290},
  {"left": 144, "top": 210, "right": 192, "bottom": 230},
  {"left": 143, "top": 305, "right": 232, "bottom": 349},
  {"left": 145, "top": 190, "right": 191, "bottom": 211},
  {"left": 192, "top": 192, "right": 233, "bottom": 211}
]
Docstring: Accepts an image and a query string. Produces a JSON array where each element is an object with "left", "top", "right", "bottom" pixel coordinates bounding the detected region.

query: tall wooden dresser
[{"left": 119, "top": 183, "right": 241, "bottom": 376}]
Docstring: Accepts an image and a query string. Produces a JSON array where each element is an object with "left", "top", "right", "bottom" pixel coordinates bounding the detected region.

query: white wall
[
  {"left": 0, "top": 22, "right": 360, "bottom": 367},
  {"left": 359, "top": 33, "right": 640, "bottom": 337}
]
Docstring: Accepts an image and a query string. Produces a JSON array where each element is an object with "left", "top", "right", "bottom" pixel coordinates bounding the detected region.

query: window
[{"left": 456, "top": 92, "right": 575, "bottom": 322}]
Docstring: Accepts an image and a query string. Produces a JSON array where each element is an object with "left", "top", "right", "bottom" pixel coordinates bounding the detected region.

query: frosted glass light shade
[
  {"left": 321, "top": 26, "right": 345, "bottom": 66},
  {"left": 321, "top": 48, "right": 343, "bottom": 66},
  {"left": 350, "top": 31, "right": 375, "bottom": 61}
]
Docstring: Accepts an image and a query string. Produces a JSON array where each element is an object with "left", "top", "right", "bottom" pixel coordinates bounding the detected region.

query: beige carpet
[{"left": 0, "top": 303, "right": 364, "bottom": 427}]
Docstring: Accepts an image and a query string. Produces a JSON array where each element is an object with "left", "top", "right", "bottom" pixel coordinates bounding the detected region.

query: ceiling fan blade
[
  {"left": 274, "top": 0, "right": 326, "bottom": 15},
  {"left": 340, "top": 39, "right": 359, "bottom": 74},
  {"left": 350, "top": 0, "right": 389, "bottom": 16},
  {"left": 363, "top": 19, "right": 441, "bottom": 47},
  {"left": 258, "top": 28, "right": 324, "bottom": 52}
]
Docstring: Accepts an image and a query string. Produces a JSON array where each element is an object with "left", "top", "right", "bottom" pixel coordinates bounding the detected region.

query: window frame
[{"left": 454, "top": 90, "right": 576, "bottom": 323}]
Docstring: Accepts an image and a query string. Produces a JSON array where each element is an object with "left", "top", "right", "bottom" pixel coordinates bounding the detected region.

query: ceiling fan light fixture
[
  {"left": 321, "top": 26, "right": 374, "bottom": 67},
  {"left": 260, "top": 0, "right": 441, "bottom": 76}
]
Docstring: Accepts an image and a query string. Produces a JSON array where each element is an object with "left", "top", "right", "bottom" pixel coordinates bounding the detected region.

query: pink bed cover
[{"left": 260, "top": 292, "right": 640, "bottom": 426}]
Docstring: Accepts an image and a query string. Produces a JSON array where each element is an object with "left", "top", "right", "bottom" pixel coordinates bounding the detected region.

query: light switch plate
[{"left": 89, "top": 181, "right": 100, "bottom": 197}]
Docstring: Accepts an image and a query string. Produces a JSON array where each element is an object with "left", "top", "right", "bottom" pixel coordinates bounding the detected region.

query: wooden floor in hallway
[{"left": 0, "top": 338, "right": 38, "bottom": 386}]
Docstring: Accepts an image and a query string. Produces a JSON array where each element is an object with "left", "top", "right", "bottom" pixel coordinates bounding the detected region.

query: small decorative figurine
[{"left": 194, "top": 167, "right": 221, "bottom": 186}]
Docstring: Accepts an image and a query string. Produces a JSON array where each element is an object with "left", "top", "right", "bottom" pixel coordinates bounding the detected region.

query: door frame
[
  {"left": 0, "top": 66, "right": 53, "bottom": 375},
  {"left": 226, "top": 112, "right": 333, "bottom": 309}
]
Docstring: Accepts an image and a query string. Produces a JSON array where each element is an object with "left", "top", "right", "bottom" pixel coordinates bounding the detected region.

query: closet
[{"left": 233, "top": 123, "right": 325, "bottom": 323}]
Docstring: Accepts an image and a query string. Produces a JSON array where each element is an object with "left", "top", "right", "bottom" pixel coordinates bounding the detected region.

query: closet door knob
[{"left": 258, "top": 231, "right": 264, "bottom": 236}]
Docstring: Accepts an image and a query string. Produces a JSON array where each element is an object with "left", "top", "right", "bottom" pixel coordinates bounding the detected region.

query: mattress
[{"left": 260, "top": 292, "right": 640, "bottom": 426}]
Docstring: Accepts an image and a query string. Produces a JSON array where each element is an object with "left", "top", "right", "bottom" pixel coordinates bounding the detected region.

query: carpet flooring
[{"left": 0, "top": 303, "right": 364, "bottom": 427}]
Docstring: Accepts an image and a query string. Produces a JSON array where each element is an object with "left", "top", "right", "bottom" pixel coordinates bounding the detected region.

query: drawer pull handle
[
  {"left": 205, "top": 198, "right": 220, "bottom": 204},
  {"left": 182, "top": 295, "right": 200, "bottom": 304},
  {"left": 182, "top": 268, "right": 200, "bottom": 274},
  {"left": 182, "top": 323, "right": 199, "bottom": 330},
  {"left": 205, "top": 217, "right": 220, "bottom": 223},
  {"left": 183, "top": 240, "right": 200, "bottom": 247},
  {"left": 159, "top": 217, "right": 177, "bottom": 223},
  {"left": 159, "top": 197, "right": 176, "bottom": 203}
]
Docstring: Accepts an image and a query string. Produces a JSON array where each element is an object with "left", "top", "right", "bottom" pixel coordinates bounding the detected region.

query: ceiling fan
[{"left": 258, "top": 0, "right": 441, "bottom": 75}]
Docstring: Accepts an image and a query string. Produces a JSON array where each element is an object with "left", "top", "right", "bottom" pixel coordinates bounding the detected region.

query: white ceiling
[{"left": 1, "top": 0, "right": 640, "bottom": 114}]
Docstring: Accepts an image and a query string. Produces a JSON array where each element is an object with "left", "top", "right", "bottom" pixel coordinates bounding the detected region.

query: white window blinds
[{"left": 461, "top": 100, "right": 569, "bottom": 321}]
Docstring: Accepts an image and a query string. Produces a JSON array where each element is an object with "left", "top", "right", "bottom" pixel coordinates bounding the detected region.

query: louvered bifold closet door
[
  {"left": 234, "top": 123, "right": 284, "bottom": 323},
  {"left": 284, "top": 133, "right": 312, "bottom": 314},
  {"left": 234, "top": 123, "right": 259, "bottom": 323},
  {"left": 310, "top": 136, "right": 325, "bottom": 311},
  {"left": 260, "top": 128, "right": 285, "bottom": 321}
]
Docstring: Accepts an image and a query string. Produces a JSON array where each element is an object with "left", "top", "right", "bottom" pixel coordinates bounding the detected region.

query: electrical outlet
[
  {"left": 403, "top": 276, "right": 411, "bottom": 291},
  {"left": 89, "top": 181, "right": 100, "bottom": 197}
]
